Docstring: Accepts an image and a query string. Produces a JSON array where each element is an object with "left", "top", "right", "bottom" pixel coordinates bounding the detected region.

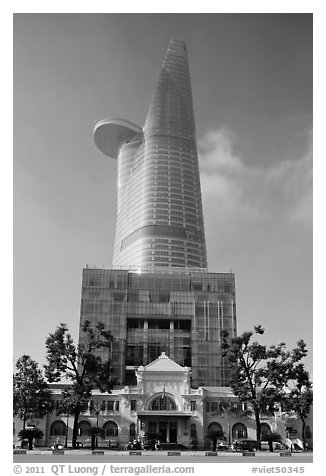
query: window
[
  {"left": 50, "top": 421, "right": 67, "bottom": 436},
  {"left": 190, "top": 423, "right": 197, "bottom": 438},
  {"left": 207, "top": 422, "right": 223, "bottom": 434},
  {"left": 78, "top": 420, "right": 91, "bottom": 437},
  {"left": 190, "top": 401, "right": 196, "bottom": 411},
  {"left": 130, "top": 400, "right": 137, "bottom": 411},
  {"left": 149, "top": 395, "right": 177, "bottom": 411},
  {"left": 211, "top": 401, "right": 219, "bottom": 414},
  {"left": 115, "top": 401, "right": 120, "bottom": 412},
  {"left": 107, "top": 401, "right": 114, "bottom": 411},
  {"left": 130, "top": 423, "right": 136, "bottom": 439},
  {"left": 261, "top": 423, "right": 271, "bottom": 439},
  {"left": 103, "top": 421, "right": 118, "bottom": 437},
  {"left": 232, "top": 423, "right": 247, "bottom": 439}
]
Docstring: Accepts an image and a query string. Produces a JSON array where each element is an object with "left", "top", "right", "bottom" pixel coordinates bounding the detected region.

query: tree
[
  {"left": 44, "top": 320, "right": 115, "bottom": 449},
  {"left": 87, "top": 426, "right": 105, "bottom": 450},
  {"left": 282, "top": 363, "right": 313, "bottom": 450},
  {"left": 13, "top": 355, "right": 52, "bottom": 433},
  {"left": 17, "top": 427, "right": 44, "bottom": 450},
  {"left": 221, "top": 326, "right": 308, "bottom": 447}
]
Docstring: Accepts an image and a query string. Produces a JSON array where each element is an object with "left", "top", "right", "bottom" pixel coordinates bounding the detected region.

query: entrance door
[
  {"left": 169, "top": 421, "right": 177, "bottom": 443},
  {"left": 158, "top": 422, "right": 167, "bottom": 443}
]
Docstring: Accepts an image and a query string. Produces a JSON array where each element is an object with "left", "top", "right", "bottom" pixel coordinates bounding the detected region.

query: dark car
[{"left": 239, "top": 440, "right": 258, "bottom": 452}]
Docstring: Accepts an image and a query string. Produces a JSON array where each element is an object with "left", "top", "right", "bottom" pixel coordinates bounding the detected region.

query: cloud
[{"left": 198, "top": 127, "right": 312, "bottom": 231}]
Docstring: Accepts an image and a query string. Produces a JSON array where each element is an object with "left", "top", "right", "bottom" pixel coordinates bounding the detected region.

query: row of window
[
  {"left": 50, "top": 420, "right": 118, "bottom": 437},
  {"left": 89, "top": 400, "right": 120, "bottom": 412},
  {"left": 50, "top": 420, "right": 274, "bottom": 440}
]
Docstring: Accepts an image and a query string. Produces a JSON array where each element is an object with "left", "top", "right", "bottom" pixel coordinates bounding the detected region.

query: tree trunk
[
  {"left": 268, "top": 441, "right": 273, "bottom": 452},
  {"left": 301, "top": 415, "right": 306, "bottom": 452},
  {"left": 72, "top": 408, "right": 80, "bottom": 449},
  {"left": 91, "top": 435, "right": 95, "bottom": 451},
  {"left": 254, "top": 406, "right": 261, "bottom": 450},
  {"left": 21, "top": 411, "right": 27, "bottom": 448},
  {"left": 28, "top": 438, "right": 33, "bottom": 450}
]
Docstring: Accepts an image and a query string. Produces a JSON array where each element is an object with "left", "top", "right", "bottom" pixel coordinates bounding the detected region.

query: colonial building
[{"left": 14, "top": 353, "right": 312, "bottom": 449}]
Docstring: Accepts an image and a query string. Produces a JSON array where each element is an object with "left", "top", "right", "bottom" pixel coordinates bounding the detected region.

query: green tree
[
  {"left": 44, "top": 320, "right": 114, "bottom": 449},
  {"left": 221, "top": 326, "right": 308, "bottom": 447},
  {"left": 13, "top": 355, "right": 52, "bottom": 433},
  {"left": 283, "top": 363, "right": 313, "bottom": 450},
  {"left": 17, "top": 427, "right": 44, "bottom": 450}
]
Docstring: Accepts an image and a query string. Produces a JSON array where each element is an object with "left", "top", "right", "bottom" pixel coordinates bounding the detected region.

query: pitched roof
[{"left": 143, "top": 352, "right": 186, "bottom": 372}]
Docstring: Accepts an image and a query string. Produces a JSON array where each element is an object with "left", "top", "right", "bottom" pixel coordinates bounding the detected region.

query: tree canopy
[
  {"left": 44, "top": 320, "right": 115, "bottom": 448},
  {"left": 282, "top": 362, "right": 313, "bottom": 449},
  {"left": 221, "top": 325, "right": 309, "bottom": 445},
  {"left": 13, "top": 355, "right": 52, "bottom": 430}
]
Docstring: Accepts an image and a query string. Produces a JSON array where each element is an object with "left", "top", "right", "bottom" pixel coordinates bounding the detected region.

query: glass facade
[
  {"left": 79, "top": 39, "right": 238, "bottom": 388},
  {"left": 94, "top": 39, "right": 207, "bottom": 270},
  {"left": 79, "top": 267, "right": 237, "bottom": 386}
]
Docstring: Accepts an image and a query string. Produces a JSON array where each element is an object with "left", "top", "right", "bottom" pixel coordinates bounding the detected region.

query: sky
[{"left": 13, "top": 13, "right": 313, "bottom": 374}]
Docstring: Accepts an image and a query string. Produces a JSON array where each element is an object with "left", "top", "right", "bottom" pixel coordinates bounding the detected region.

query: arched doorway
[
  {"left": 261, "top": 423, "right": 271, "bottom": 439},
  {"left": 78, "top": 420, "right": 91, "bottom": 437},
  {"left": 103, "top": 421, "right": 118, "bottom": 438},
  {"left": 50, "top": 420, "right": 67, "bottom": 436},
  {"left": 232, "top": 423, "right": 248, "bottom": 440},
  {"left": 145, "top": 394, "right": 178, "bottom": 443}
]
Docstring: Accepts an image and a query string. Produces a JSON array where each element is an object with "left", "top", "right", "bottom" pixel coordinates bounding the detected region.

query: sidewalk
[{"left": 14, "top": 448, "right": 313, "bottom": 463}]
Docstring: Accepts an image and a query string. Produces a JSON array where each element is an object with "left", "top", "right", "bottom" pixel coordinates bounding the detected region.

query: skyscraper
[
  {"left": 94, "top": 39, "right": 207, "bottom": 270},
  {"left": 79, "top": 39, "right": 237, "bottom": 387}
]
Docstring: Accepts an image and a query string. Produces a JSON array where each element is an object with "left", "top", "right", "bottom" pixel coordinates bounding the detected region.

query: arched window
[
  {"left": 190, "top": 423, "right": 197, "bottom": 438},
  {"left": 261, "top": 423, "right": 271, "bottom": 439},
  {"left": 103, "top": 421, "right": 118, "bottom": 437},
  {"left": 130, "top": 423, "right": 136, "bottom": 439},
  {"left": 50, "top": 421, "right": 67, "bottom": 436},
  {"left": 148, "top": 395, "right": 177, "bottom": 411},
  {"left": 207, "top": 422, "right": 223, "bottom": 435},
  {"left": 232, "top": 423, "right": 247, "bottom": 439},
  {"left": 78, "top": 420, "right": 92, "bottom": 436}
]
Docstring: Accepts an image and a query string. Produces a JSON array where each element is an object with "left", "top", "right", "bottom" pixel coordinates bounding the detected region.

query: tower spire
[{"left": 93, "top": 39, "right": 207, "bottom": 270}]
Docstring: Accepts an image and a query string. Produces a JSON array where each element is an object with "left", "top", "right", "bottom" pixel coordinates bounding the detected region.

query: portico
[{"left": 135, "top": 352, "right": 194, "bottom": 446}]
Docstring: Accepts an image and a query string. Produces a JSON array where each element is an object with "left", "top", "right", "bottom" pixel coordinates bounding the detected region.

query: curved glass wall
[{"left": 101, "top": 39, "right": 207, "bottom": 270}]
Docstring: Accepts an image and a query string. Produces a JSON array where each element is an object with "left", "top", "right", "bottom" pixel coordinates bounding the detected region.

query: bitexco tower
[{"left": 79, "top": 39, "right": 237, "bottom": 387}]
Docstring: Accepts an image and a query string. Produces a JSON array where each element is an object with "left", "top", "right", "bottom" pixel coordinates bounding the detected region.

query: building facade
[
  {"left": 79, "top": 39, "right": 237, "bottom": 388},
  {"left": 14, "top": 353, "right": 312, "bottom": 450},
  {"left": 79, "top": 267, "right": 236, "bottom": 387},
  {"left": 93, "top": 39, "right": 207, "bottom": 270}
]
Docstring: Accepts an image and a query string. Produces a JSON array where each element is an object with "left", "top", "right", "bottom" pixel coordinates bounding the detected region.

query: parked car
[{"left": 239, "top": 440, "right": 258, "bottom": 452}]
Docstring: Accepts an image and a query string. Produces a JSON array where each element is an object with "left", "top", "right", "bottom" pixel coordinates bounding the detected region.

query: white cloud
[{"left": 198, "top": 127, "right": 312, "bottom": 230}]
